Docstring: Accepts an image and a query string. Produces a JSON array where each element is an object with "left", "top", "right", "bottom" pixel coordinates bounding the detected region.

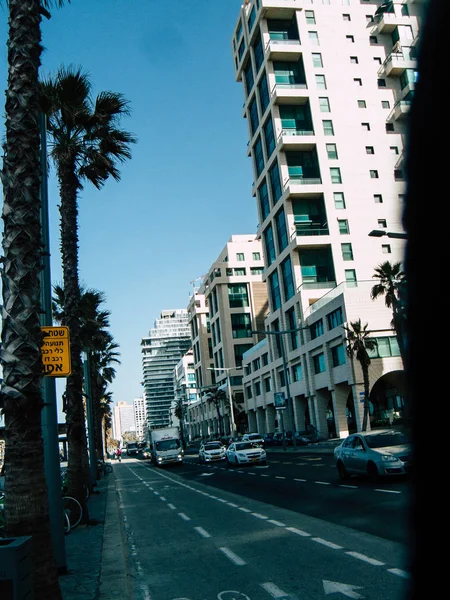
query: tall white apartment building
[
  {"left": 112, "top": 401, "right": 136, "bottom": 442},
  {"left": 232, "top": 0, "right": 422, "bottom": 439},
  {"left": 187, "top": 234, "right": 268, "bottom": 437},
  {"left": 133, "top": 397, "right": 147, "bottom": 441},
  {"left": 141, "top": 310, "right": 191, "bottom": 430}
]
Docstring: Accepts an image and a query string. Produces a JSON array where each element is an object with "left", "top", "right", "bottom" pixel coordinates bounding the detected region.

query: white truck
[{"left": 149, "top": 426, "right": 184, "bottom": 467}]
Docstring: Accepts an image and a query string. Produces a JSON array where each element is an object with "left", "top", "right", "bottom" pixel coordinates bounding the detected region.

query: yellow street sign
[{"left": 41, "top": 326, "right": 71, "bottom": 377}]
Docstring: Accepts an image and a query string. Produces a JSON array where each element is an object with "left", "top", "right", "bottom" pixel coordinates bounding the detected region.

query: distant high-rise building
[
  {"left": 112, "top": 401, "right": 136, "bottom": 443},
  {"left": 133, "top": 397, "right": 147, "bottom": 440},
  {"left": 141, "top": 310, "right": 191, "bottom": 429}
]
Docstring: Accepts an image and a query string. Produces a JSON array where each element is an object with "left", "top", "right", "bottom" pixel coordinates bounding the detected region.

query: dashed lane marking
[
  {"left": 219, "top": 547, "right": 246, "bottom": 566},
  {"left": 346, "top": 551, "right": 385, "bottom": 566}
]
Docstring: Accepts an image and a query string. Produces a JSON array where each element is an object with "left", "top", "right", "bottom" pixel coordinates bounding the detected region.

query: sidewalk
[{"left": 58, "top": 468, "right": 129, "bottom": 600}]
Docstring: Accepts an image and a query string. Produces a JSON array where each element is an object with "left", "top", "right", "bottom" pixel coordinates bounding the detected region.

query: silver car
[
  {"left": 334, "top": 429, "right": 412, "bottom": 480},
  {"left": 198, "top": 442, "right": 226, "bottom": 464},
  {"left": 226, "top": 442, "right": 267, "bottom": 466}
]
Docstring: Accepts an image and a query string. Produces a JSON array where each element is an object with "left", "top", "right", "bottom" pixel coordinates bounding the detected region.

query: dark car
[
  {"left": 295, "top": 428, "right": 319, "bottom": 445},
  {"left": 263, "top": 433, "right": 275, "bottom": 447}
]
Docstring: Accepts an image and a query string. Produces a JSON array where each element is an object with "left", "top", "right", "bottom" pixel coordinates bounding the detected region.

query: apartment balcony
[
  {"left": 277, "top": 129, "right": 315, "bottom": 151},
  {"left": 291, "top": 221, "right": 330, "bottom": 239},
  {"left": 387, "top": 99, "right": 412, "bottom": 122},
  {"left": 378, "top": 50, "right": 417, "bottom": 77},
  {"left": 271, "top": 83, "right": 309, "bottom": 105},
  {"left": 265, "top": 38, "right": 302, "bottom": 61},
  {"left": 283, "top": 175, "right": 322, "bottom": 197},
  {"left": 373, "top": 14, "right": 412, "bottom": 35},
  {"left": 260, "top": 0, "right": 298, "bottom": 20}
]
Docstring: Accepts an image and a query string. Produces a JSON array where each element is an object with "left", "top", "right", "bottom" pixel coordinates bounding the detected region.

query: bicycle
[
  {"left": 62, "top": 495, "right": 83, "bottom": 530},
  {"left": 61, "top": 467, "right": 89, "bottom": 501},
  {"left": 97, "top": 459, "right": 113, "bottom": 477}
]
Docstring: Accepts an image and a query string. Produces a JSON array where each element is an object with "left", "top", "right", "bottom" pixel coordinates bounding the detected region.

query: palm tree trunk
[
  {"left": 1, "top": 1, "right": 62, "bottom": 598},
  {"left": 57, "top": 160, "right": 90, "bottom": 517}
]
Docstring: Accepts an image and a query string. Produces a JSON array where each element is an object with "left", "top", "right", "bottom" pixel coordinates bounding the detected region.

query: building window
[
  {"left": 293, "top": 363, "right": 303, "bottom": 382},
  {"left": 366, "top": 14, "right": 374, "bottom": 23},
  {"left": 319, "top": 97, "right": 331, "bottom": 112},
  {"left": 269, "top": 160, "right": 282, "bottom": 203},
  {"left": 264, "top": 377, "right": 272, "bottom": 392},
  {"left": 249, "top": 98, "right": 259, "bottom": 137},
  {"left": 248, "top": 5, "right": 256, "bottom": 32},
  {"left": 308, "top": 31, "right": 319, "bottom": 45},
  {"left": 394, "top": 169, "right": 404, "bottom": 180},
  {"left": 281, "top": 256, "right": 295, "bottom": 301},
  {"left": 341, "top": 242, "right": 354, "bottom": 261},
  {"left": 226, "top": 268, "right": 233, "bottom": 276},
  {"left": 386, "top": 123, "right": 394, "bottom": 132},
  {"left": 251, "top": 267, "right": 264, "bottom": 275},
  {"left": 258, "top": 179, "right": 270, "bottom": 221},
  {"left": 238, "top": 40, "right": 245, "bottom": 61},
  {"left": 313, "top": 353, "right": 326, "bottom": 374},
  {"left": 350, "top": 56, "right": 358, "bottom": 64},
  {"left": 327, "top": 307, "right": 343, "bottom": 330},
  {"left": 322, "top": 120, "right": 334, "bottom": 136},
  {"left": 228, "top": 284, "right": 249, "bottom": 308},
  {"left": 244, "top": 61, "right": 254, "bottom": 96},
  {"left": 330, "top": 167, "right": 342, "bottom": 184},
  {"left": 275, "top": 208, "right": 289, "bottom": 252},
  {"left": 234, "top": 344, "right": 253, "bottom": 368},
  {"left": 338, "top": 219, "right": 350, "bottom": 234},
  {"left": 353, "top": 78, "right": 362, "bottom": 86},
  {"left": 246, "top": 386, "right": 252, "bottom": 400},
  {"left": 366, "top": 146, "right": 374, "bottom": 154},
  {"left": 374, "top": 194, "right": 383, "bottom": 204},
  {"left": 237, "top": 253, "right": 245, "bottom": 261},
  {"left": 378, "top": 79, "right": 386, "bottom": 88},
  {"left": 370, "top": 170, "right": 379, "bottom": 179},
  {"left": 253, "top": 252, "right": 261, "bottom": 261},
  {"left": 315, "top": 74, "right": 327, "bottom": 89},
  {"left": 305, "top": 10, "right": 315, "bottom": 24},
  {"left": 331, "top": 344, "right": 346, "bottom": 367},
  {"left": 390, "top": 146, "right": 399, "bottom": 155},
  {"left": 362, "top": 122, "right": 370, "bottom": 131},
  {"left": 374, "top": 57, "right": 382, "bottom": 65},
  {"left": 398, "top": 194, "right": 405, "bottom": 203},
  {"left": 382, "top": 244, "right": 392, "bottom": 254},
  {"left": 334, "top": 192, "right": 346, "bottom": 209},
  {"left": 378, "top": 219, "right": 387, "bottom": 228},
  {"left": 231, "top": 313, "right": 252, "bottom": 339},
  {"left": 326, "top": 143, "right": 338, "bottom": 159},
  {"left": 263, "top": 224, "right": 276, "bottom": 265},
  {"left": 263, "top": 116, "right": 276, "bottom": 159},
  {"left": 255, "top": 381, "right": 261, "bottom": 396},
  {"left": 254, "top": 137, "right": 264, "bottom": 178},
  {"left": 382, "top": 100, "right": 390, "bottom": 109},
  {"left": 370, "top": 36, "right": 378, "bottom": 44},
  {"left": 310, "top": 319, "right": 324, "bottom": 340},
  {"left": 269, "top": 270, "right": 282, "bottom": 311},
  {"left": 345, "top": 269, "right": 357, "bottom": 287},
  {"left": 367, "top": 336, "right": 400, "bottom": 359},
  {"left": 343, "top": 14, "right": 351, "bottom": 21},
  {"left": 312, "top": 52, "right": 323, "bottom": 68},
  {"left": 262, "top": 353, "right": 269, "bottom": 366},
  {"left": 357, "top": 100, "right": 366, "bottom": 108},
  {"left": 346, "top": 35, "right": 354, "bottom": 43},
  {"left": 234, "top": 268, "right": 246, "bottom": 276},
  {"left": 258, "top": 73, "right": 270, "bottom": 115},
  {"left": 286, "top": 306, "right": 298, "bottom": 350},
  {"left": 253, "top": 33, "right": 264, "bottom": 74}
]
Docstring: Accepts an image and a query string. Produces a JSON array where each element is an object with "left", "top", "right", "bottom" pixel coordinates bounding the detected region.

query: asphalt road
[{"left": 113, "top": 457, "right": 411, "bottom": 600}]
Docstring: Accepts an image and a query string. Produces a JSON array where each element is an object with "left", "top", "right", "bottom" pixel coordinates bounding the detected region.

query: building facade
[
  {"left": 141, "top": 310, "right": 191, "bottom": 430},
  {"left": 133, "top": 397, "right": 147, "bottom": 441},
  {"left": 112, "top": 401, "right": 136, "bottom": 443},
  {"left": 187, "top": 235, "right": 268, "bottom": 437},
  {"left": 232, "top": 0, "right": 421, "bottom": 438}
]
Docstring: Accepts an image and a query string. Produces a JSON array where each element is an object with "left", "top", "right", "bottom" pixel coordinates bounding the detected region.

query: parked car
[
  {"left": 198, "top": 442, "right": 226, "bottom": 464},
  {"left": 226, "top": 441, "right": 267, "bottom": 466},
  {"left": 242, "top": 433, "right": 265, "bottom": 447},
  {"left": 295, "top": 428, "right": 319, "bottom": 445},
  {"left": 140, "top": 447, "right": 152, "bottom": 460},
  {"left": 263, "top": 432, "right": 275, "bottom": 447},
  {"left": 334, "top": 429, "right": 412, "bottom": 480}
]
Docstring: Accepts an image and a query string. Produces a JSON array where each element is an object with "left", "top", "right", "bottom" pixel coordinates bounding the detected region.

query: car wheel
[
  {"left": 337, "top": 460, "right": 349, "bottom": 481},
  {"left": 367, "top": 461, "right": 379, "bottom": 482}
]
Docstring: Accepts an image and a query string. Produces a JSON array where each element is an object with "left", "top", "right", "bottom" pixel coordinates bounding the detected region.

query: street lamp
[
  {"left": 368, "top": 229, "right": 407, "bottom": 239},
  {"left": 207, "top": 366, "right": 243, "bottom": 437}
]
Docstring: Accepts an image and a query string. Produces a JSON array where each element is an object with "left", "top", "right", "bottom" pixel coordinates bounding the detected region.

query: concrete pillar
[
  {"left": 256, "top": 408, "right": 265, "bottom": 434},
  {"left": 265, "top": 405, "right": 276, "bottom": 433},
  {"left": 311, "top": 390, "right": 329, "bottom": 440},
  {"left": 332, "top": 385, "right": 350, "bottom": 439},
  {"left": 247, "top": 410, "right": 257, "bottom": 432},
  {"left": 294, "top": 395, "right": 308, "bottom": 431}
]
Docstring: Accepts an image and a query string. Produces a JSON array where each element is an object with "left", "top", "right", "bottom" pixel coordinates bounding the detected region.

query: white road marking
[
  {"left": 238, "top": 507, "right": 252, "bottom": 513},
  {"left": 388, "top": 568, "right": 410, "bottom": 579},
  {"left": 252, "top": 513, "right": 268, "bottom": 520},
  {"left": 268, "top": 520, "right": 286, "bottom": 527},
  {"left": 283, "top": 461, "right": 293, "bottom": 464},
  {"left": 312, "top": 537, "right": 343, "bottom": 550},
  {"left": 340, "top": 484, "right": 358, "bottom": 489},
  {"left": 346, "top": 551, "right": 385, "bottom": 566},
  {"left": 237, "top": 470, "right": 244, "bottom": 473},
  {"left": 314, "top": 481, "right": 331, "bottom": 485},
  {"left": 178, "top": 513, "right": 191, "bottom": 521},
  {"left": 260, "top": 582, "right": 289, "bottom": 598},
  {"left": 375, "top": 489, "right": 401, "bottom": 494},
  {"left": 217, "top": 498, "right": 228, "bottom": 503},
  {"left": 261, "top": 474, "right": 270, "bottom": 477},
  {"left": 275, "top": 476, "right": 286, "bottom": 480},
  {"left": 167, "top": 503, "right": 176, "bottom": 510},
  {"left": 160, "top": 496, "right": 166, "bottom": 501},
  {"left": 294, "top": 478, "right": 306, "bottom": 482},
  {"left": 286, "top": 527, "right": 311, "bottom": 537},
  {"left": 227, "top": 502, "right": 239, "bottom": 507},
  {"left": 194, "top": 526, "right": 211, "bottom": 538},
  {"left": 153, "top": 491, "right": 159, "bottom": 496},
  {"left": 219, "top": 547, "right": 246, "bottom": 566},
  {"left": 248, "top": 472, "right": 256, "bottom": 475}
]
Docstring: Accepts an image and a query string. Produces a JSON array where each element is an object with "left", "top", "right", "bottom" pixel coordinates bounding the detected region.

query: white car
[
  {"left": 198, "top": 442, "right": 226, "bottom": 464},
  {"left": 226, "top": 441, "right": 267, "bottom": 466},
  {"left": 242, "top": 433, "right": 265, "bottom": 447}
]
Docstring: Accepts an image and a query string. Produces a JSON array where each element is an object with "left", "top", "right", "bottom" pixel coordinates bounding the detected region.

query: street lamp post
[{"left": 207, "top": 367, "right": 242, "bottom": 437}]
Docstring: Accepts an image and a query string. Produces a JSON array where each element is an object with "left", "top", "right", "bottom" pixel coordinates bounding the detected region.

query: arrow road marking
[{"left": 323, "top": 580, "right": 364, "bottom": 598}]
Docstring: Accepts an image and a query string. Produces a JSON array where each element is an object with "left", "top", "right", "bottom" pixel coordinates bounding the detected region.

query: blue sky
[{"left": 0, "top": 0, "right": 257, "bottom": 416}]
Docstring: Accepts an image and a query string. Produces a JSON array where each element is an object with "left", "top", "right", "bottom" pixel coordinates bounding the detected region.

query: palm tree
[
  {"left": 40, "top": 67, "right": 135, "bottom": 507},
  {"left": 371, "top": 261, "right": 407, "bottom": 366},
  {"left": 208, "top": 388, "right": 226, "bottom": 437},
  {"left": 344, "top": 320, "right": 378, "bottom": 431},
  {"left": 0, "top": 2, "right": 66, "bottom": 598}
]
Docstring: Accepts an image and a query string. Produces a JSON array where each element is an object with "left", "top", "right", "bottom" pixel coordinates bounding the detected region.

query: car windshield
[
  {"left": 235, "top": 442, "right": 260, "bottom": 450},
  {"left": 205, "top": 444, "right": 222, "bottom": 450},
  {"left": 364, "top": 432, "right": 410, "bottom": 448},
  {"left": 248, "top": 435, "right": 261, "bottom": 440},
  {"left": 155, "top": 440, "right": 180, "bottom": 451}
]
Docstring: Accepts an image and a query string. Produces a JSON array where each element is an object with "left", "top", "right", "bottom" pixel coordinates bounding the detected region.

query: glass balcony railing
[
  {"left": 284, "top": 175, "right": 322, "bottom": 186},
  {"left": 278, "top": 128, "right": 314, "bottom": 140},
  {"left": 291, "top": 222, "right": 329, "bottom": 237}
]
